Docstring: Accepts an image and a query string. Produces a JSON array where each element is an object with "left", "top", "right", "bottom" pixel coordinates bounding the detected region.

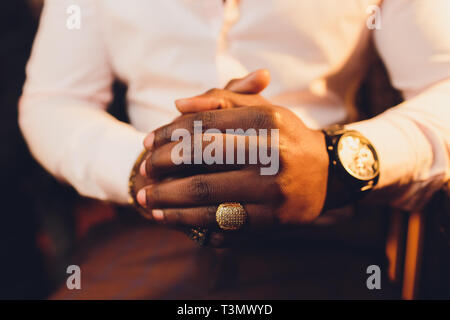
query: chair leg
[
  {"left": 385, "top": 209, "right": 405, "bottom": 284},
  {"left": 402, "top": 211, "right": 426, "bottom": 300}
]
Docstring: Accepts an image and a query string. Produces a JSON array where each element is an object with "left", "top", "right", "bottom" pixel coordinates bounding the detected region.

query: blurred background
[
  {"left": 0, "top": 0, "right": 448, "bottom": 299},
  {"left": 0, "top": 0, "right": 125, "bottom": 299}
]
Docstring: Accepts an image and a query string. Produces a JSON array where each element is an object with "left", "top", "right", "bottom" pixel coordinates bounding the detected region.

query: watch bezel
[{"left": 336, "top": 131, "right": 380, "bottom": 182}]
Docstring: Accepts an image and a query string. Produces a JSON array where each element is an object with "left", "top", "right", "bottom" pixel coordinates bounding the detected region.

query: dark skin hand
[
  {"left": 134, "top": 70, "right": 329, "bottom": 244},
  {"left": 131, "top": 70, "right": 273, "bottom": 220},
  {"left": 131, "top": 71, "right": 282, "bottom": 245}
]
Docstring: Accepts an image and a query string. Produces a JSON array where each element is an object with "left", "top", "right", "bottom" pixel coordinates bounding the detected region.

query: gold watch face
[{"left": 337, "top": 132, "right": 379, "bottom": 181}]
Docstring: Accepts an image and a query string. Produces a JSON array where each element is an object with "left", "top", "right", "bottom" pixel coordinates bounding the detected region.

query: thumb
[
  {"left": 225, "top": 69, "right": 271, "bottom": 94},
  {"left": 175, "top": 69, "right": 271, "bottom": 114}
]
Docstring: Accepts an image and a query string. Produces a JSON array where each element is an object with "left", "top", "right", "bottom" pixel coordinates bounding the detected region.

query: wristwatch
[{"left": 322, "top": 125, "right": 380, "bottom": 210}]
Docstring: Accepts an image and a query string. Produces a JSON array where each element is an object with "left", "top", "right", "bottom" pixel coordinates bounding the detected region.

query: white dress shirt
[{"left": 19, "top": 0, "right": 450, "bottom": 210}]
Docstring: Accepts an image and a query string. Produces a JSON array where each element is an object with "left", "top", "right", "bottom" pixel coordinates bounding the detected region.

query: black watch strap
[{"left": 322, "top": 125, "right": 379, "bottom": 210}]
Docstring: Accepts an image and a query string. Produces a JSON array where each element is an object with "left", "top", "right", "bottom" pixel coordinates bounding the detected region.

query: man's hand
[
  {"left": 174, "top": 69, "right": 271, "bottom": 114},
  {"left": 136, "top": 70, "right": 329, "bottom": 232}
]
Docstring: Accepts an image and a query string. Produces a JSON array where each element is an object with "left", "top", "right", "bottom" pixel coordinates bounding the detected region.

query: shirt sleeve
[
  {"left": 19, "top": 0, "right": 146, "bottom": 204},
  {"left": 347, "top": 0, "right": 450, "bottom": 210}
]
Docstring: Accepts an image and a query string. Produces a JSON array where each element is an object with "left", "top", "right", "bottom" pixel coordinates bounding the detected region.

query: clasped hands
[{"left": 133, "top": 70, "right": 329, "bottom": 245}]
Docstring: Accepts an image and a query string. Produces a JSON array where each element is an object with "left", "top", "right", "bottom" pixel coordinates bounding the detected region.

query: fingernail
[
  {"left": 175, "top": 98, "right": 192, "bottom": 112},
  {"left": 144, "top": 132, "right": 155, "bottom": 149},
  {"left": 139, "top": 159, "right": 147, "bottom": 177},
  {"left": 152, "top": 209, "right": 164, "bottom": 221},
  {"left": 175, "top": 98, "right": 185, "bottom": 106},
  {"left": 247, "top": 70, "right": 258, "bottom": 78},
  {"left": 248, "top": 69, "right": 269, "bottom": 81},
  {"left": 136, "top": 189, "right": 147, "bottom": 207}
]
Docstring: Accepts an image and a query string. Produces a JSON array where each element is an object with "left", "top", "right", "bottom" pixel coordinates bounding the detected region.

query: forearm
[
  {"left": 19, "top": 96, "right": 146, "bottom": 203},
  {"left": 346, "top": 78, "right": 450, "bottom": 210}
]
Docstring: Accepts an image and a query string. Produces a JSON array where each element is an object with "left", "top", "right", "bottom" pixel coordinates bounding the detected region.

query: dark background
[
  {"left": 1, "top": 0, "right": 48, "bottom": 298},
  {"left": 0, "top": 1, "right": 125, "bottom": 299},
  {"left": 0, "top": 0, "right": 78, "bottom": 299}
]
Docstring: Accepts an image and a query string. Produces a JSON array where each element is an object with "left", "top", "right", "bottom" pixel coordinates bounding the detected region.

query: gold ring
[{"left": 216, "top": 202, "right": 247, "bottom": 231}]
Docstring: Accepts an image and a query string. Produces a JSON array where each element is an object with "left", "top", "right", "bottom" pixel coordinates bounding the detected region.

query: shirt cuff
[
  {"left": 345, "top": 111, "right": 435, "bottom": 210},
  {"left": 93, "top": 124, "right": 147, "bottom": 204}
]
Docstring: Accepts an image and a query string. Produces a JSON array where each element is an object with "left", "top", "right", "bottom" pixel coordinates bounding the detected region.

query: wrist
[{"left": 321, "top": 125, "right": 380, "bottom": 211}]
